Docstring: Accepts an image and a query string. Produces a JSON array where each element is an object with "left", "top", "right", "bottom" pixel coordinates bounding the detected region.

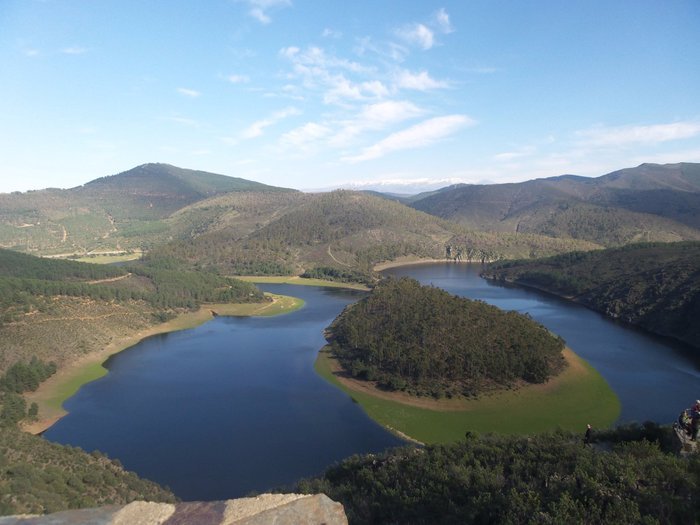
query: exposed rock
[{"left": 0, "top": 494, "right": 347, "bottom": 525}]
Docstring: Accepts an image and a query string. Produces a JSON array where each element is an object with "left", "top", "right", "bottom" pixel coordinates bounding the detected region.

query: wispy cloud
[
  {"left": 227, "top": 74, "right": 250, "bottom": 84},
  {"left": 177, "top": 87, "right": 201, "bottom": 98},
  {"left": 577, "top": 121, "right": 700, "bottom": 147},
  {"left": 433, "top": 8, "right": 454, "bottom": 34},
  {"left": 241, "top": 106, "right": 301, "bottom": 139},
  {"left": 342, "top": 114, "right": 475, "bottom": 163},
  {"left": 238, "top": 0, "right": 292, "bottom": 24},
  {"left": 280, "top": 122, "right": 332, "bottom": 149},
  {"left": 280, "top": 45, "right": 384, "bottom": 105},
  {"left": 22, "top": 47, "right": 40, "bottom": 57},
  {"left": 322, "top": 28, "right": 342, "bottom": 39},
  {"left": 395, "top": 69, "right": 448, "bottom": 90},
  {"left": 396, "top": 23, "right": 434, "bottom": 50},
  {"left": 166, "top": 116, "right": 199, "bottom": 127},
  {"left": 330, "top": 100, "right": 425, "bottom": 146},
  {"left": 61, "top": 46, "right": 87, "bottom": 55}
]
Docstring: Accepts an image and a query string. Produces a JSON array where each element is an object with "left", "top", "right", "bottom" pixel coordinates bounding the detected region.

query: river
[{"left": 43, "top": 264, "right": 700, "bottom": 500}]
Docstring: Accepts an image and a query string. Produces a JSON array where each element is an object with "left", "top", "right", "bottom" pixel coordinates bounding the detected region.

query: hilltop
[
  {"left": 0, "top": 164, "right": 294, "bottom": 256},
  {"left": 408, "top": 163, "right": 700, "bottom": 246}
]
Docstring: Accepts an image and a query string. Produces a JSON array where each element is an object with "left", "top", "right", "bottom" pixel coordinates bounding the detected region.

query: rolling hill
[
  {"left": 149, "top": 190, "right": 598, "bottom": 277},
  {"left": 0, "top": 164, "right": 294, "bottom": 256},
  {"left": 409, "top": 163, "right": 700, "bottom": 246}
]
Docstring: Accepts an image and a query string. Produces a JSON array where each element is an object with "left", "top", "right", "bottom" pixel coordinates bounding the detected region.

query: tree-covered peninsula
[
  {"left": 482, "top": 241, "right": 700, "bottom": 349},
  {"left": 326, "top": 277, "right": 565, "bottom": 398}
]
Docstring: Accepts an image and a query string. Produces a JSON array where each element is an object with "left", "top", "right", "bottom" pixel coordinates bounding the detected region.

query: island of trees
[{"left": 326, "top": 277, "right": 566, "bottom": 398}]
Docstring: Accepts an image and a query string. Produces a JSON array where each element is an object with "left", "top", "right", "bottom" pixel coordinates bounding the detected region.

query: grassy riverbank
[
  {"left": 236, "top": 275, "right": 370, "bottom": 290},
  {"left": 24, "top": 293, "right": 303, "bottom": 434},
  {"left": 315, "top": 347, "right": 620, "bottom": 443}
]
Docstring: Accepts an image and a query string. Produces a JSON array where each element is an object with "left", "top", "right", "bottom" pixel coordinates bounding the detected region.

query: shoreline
[
  {"left": 23, "top": 293, "right": 304, "bottom": 435},
  {"left": 315, "top": 346, "right": 620, "bottom": 443},
  {"left": 319, "top": 347, "right": 585, "bottom": 412}
]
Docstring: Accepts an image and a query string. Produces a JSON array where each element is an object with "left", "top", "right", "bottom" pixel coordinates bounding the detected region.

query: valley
[{"left": 0, "top": 161, "right": 699, "bottom": 519}]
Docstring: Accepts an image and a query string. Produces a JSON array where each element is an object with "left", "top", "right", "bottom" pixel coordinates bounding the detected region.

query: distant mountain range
[
  {"left": 1, "top": 162, "right": 699, "bottom": 272},
  {"left": 405, "top": 163, "right": 700, "bottom": 246}
]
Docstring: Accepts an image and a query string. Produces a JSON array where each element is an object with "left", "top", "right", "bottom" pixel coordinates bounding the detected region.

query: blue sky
[{"left": 1, "top": 1, "right": 699, "bottom": 193}]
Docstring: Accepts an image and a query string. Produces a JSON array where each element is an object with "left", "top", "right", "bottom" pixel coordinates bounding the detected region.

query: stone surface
[{"left": 0, "top": 494, "right": 347, "bottom": 525}]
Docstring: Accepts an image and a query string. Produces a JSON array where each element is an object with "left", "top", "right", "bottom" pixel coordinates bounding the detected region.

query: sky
[{"left": 1, "top": 0, "right": 699, "bottom": 194}]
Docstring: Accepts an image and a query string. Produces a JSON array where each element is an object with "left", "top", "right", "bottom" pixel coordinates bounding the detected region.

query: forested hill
[
  {"left": 0, "top": 248, "right": 265, "bottom": 371},
  {"left": 149, "top": 190, "right": 597, "bottom": 278},
  {"left": 79, "top": 163, "right": 292, "bottom": 220},
  {"left": 326, "top": 277, "right": 565, "bottom": 397},
  {"left": 408, "top": 162, "right": 700, "bottom": 247},
  {"left": 483, "top": 241, "right": 700, "bottom": 349},
  {"left": 0, "top": 426, "right": 176, "bottom": 515},
  {"left": 0, "top": 163, "right": 294, "bottom": 256}
]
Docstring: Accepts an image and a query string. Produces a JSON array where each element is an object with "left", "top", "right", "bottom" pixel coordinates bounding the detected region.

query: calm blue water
[
  {"left": 384, "top": 263, "right": 700, "bottom": 425},
  {"left": 44, "top": 284, "right": 402, "bottom": 500},
  {"left": 44, "top": 266, "right": 700, "bottom": 500}
]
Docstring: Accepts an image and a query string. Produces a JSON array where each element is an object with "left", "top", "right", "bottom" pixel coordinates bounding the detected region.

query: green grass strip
[
  {"left": 315, "top": 349, "right": 620, "bottom": 443},
  {"left": 235, "top": 275, "right": 369, "bottom": 290}
]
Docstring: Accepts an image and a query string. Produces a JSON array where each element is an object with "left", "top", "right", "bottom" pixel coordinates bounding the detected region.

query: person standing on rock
[{"left": 584, "top": 424, "right": 592, "bottom": 446}]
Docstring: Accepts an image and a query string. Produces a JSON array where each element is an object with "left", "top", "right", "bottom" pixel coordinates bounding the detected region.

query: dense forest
[
  {"left": 327, "top": 278, "right": 565, "bottom": 397},
  {"left": 295, "top": 425, "right": 699, "bottom": 524},
  {"left": 0, "top": 426, "right": 176, "bottom": 515},
  {"left": 483, "top": 242, "right": 700, "bottom": 349}
]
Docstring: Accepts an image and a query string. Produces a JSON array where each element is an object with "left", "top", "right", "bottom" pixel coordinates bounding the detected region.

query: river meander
[{"left": 44, "top": 263, "right": 700, "bottom": 500}]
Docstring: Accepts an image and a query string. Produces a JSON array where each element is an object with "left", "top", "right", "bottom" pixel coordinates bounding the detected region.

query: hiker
[
  {"left": 584, "top": 424, "right": 592, "bottom": 445},
  {"left": 692, "top": 402, "right": 700, "bottom": 441}
]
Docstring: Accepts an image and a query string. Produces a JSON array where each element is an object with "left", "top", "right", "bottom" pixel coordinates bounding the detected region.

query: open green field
[
  {"left": 315, "top": 348, "right": 620, "bottom": 444},
  {"left": 64, "top": 251, "right": 143, "bottom": 264},
  {"left": 236, "top": 275, "right": 370, "bottom": 290}
]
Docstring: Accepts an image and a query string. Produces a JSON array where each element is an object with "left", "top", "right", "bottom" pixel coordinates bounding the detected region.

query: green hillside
[
  {"left": 149, "top": 190, "right": 598, "bottom": 278},
  {"left": 0, "top": 426, "right": 176, "bottom": 515},
  {"left": 483, "top": 242, "right": 700, "bottom": 349},
  {"left": 0, "top": 164, "right": 294, "bottom": 256},
  {"left": 0, "top": 249, "right": 265, "bottom": 371},
  {"left": 410, "top": 163, "right": 700, "bottom": 246}
]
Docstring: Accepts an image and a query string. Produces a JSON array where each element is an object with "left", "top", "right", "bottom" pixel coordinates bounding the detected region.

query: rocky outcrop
[{"left": 0, "top": 494, "right": 347, "bottom": 525}]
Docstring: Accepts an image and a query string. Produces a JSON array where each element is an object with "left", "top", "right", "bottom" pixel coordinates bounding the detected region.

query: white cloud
[
  {"left": 396, "top": 23, "right": 434, "bottom": 50},
  {"left": 227, "top": 74, "right": 250, "bottom": 84},
  {"left": 343, "top": 114, "right": 475, "bottom": 163},
  {"left": 395, "top": 70, "right": 448, "bottom": 90},
  {"left": 494, "top": 146, "right": 536, "bottom": 161},
  {"left": 330, "top": 100, "right": 425, "bottom": 146},
  {"left": 241, "top": 106, "right": 301, "bottom": 139},
  {"left": 239, "top": 0, "right": 292, "bottom": 24},
  {"left": 166, "top": 116, "right": 199, "bottom": 127},
  {"left": 61, "top": 46, "right": 87, "bottom": 55},
  {"left": 434, "top": 8, "right": 454, "bottom": 33},
  {"left": 280, "top": 122, "right": 332, "bottom": 149},
  {"left": 22, "top": 48, "right": 40, "bottom": 57},
  {"left": 322, "top": 28, "right": 342, "bottom": 39},
  {"left": 177, "top": 88, "right": 201, "bottom": 98},
  {"left": 577, "top": 121, "right": 700, "bottom": 147}
]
